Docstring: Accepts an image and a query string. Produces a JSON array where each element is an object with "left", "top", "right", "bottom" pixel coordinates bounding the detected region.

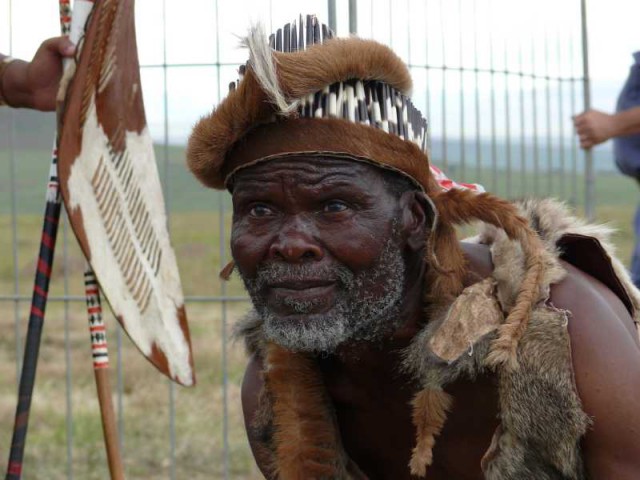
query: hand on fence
[
  {"left": 573, "top": 109, "right": 618, "bottom": 149},
  {"left": 0, "top": 36, "right": 75, "bottom": 111}
]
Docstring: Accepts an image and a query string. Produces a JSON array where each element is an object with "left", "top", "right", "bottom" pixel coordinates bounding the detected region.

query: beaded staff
[
  {"left": 4, "top": 144, "right": 63, "bottom": 480},
  {"left": 84, "top": 265, "right": 124, "bottom": 479},
  {"left": 62, "top": 4, "right": 125, "bottom": 478},
  {"left": 62, "top": 2, "right": 125, "bottom": 476},
  {"left": 5, "top": 2, "right": 93, "bottom": 478}
]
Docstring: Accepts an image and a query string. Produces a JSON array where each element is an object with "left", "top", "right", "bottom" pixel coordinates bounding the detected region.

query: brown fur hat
[{"left": 186, "top": 21, "right": 426, "bottom": 191}]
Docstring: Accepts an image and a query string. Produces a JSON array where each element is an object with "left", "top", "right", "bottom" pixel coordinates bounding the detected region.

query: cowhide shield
[{"left": 57, "top": 0, "right": 194, "bottom": 386}]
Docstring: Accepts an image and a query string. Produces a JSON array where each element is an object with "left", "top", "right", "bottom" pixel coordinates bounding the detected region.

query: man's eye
[
  {"left": 323, "top": 200, "right": 349, "bottom": 213},
  {"left": 249, "top": 204, "right": 274, "bottom": 217}
]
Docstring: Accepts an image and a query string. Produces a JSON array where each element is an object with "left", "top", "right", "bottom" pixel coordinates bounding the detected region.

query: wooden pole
[{"left": 84, "top": 267, "right": 124, "bottom": 480}]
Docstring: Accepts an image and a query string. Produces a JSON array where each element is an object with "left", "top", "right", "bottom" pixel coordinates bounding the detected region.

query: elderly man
[{"left": 187, "top": 17, "right": 640, "bottom": 480}]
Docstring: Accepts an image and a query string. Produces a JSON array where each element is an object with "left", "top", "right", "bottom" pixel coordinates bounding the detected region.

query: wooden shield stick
[
  {"left": 66, "top": 3, "right": 125, "bottom": 478},
  {"left": 64, "top": 1, "right": 125, "bottom": 477},
  {"left": 84, "top": 265, "right": 124, "bottom": 480}
]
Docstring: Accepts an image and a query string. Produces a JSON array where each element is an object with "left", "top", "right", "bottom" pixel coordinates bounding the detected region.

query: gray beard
[{"left": 240, "top": 239, "right": 406, "bottom": 353}]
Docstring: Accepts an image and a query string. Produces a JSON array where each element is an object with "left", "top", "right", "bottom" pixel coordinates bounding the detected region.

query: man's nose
[{"left": 268, "top": 218, "right": 323, "bottom": 262}]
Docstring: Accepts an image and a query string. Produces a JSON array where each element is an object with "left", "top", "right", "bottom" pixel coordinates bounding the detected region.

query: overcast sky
[{"left": 1, "top": 0, "right": 638, "bottom": 144}]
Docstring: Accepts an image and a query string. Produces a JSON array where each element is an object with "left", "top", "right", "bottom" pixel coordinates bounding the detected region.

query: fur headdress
[
  {"left": 187, "top": 19, "right": 430, "bottom": 190},
  {"left": 186, "top": 15, "right": 548, "bottom": 477}
]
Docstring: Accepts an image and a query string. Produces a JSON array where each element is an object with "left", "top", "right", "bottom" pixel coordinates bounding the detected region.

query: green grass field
[{"left": 0, "top": 141, "right": 638, "bottom": 479}]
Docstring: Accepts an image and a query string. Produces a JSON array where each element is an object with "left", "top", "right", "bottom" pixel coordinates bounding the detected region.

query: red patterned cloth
[{"left": 430, "top": 164, "right": 485, "bottom": 193}]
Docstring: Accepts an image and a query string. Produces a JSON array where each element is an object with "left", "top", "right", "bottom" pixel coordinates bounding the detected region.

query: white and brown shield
[{"left": 58, "top": 0, "right": 194, "bottom": 386}]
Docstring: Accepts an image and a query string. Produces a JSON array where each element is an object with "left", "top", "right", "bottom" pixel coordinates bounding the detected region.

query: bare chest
[{"left": 327, "top": 372, "right": 500, "bottom": 480}]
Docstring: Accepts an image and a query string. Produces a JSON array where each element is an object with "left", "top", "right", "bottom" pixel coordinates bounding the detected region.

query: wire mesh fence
[{"left": 1, "top": 0, "right": 593, "bottom": 478}]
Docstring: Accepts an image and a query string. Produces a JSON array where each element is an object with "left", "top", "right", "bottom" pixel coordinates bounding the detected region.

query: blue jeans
[{"left": 632, "top": 204, "right": 640, "bottom": 288}]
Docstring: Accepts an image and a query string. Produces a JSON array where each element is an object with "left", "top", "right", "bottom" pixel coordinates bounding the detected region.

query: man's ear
[{"left": 399, "top": 191, "right": 434, "bottom": 252}]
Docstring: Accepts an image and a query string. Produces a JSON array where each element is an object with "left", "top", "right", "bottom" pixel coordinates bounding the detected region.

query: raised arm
[
  {"left": 551, "top": 261, "right": 640, "bottom": 479},
  {"left": 0, "top": 36, "right": 75, "bottom": 111}
]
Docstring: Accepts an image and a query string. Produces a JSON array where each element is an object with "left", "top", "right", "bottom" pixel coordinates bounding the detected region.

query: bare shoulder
[
  {"left": 241, "top": 354, "right": 275, "bottom": 479},
  {"left": 550, "top": 260, "right": 640, "bottom": 479}
]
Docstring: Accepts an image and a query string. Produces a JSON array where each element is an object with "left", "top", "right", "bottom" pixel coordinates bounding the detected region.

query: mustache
[{"left": 247, "top": 262, "right": 355, "bottom": 291}]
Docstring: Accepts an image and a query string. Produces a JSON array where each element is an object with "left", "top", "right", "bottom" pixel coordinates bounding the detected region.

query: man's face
[{"left": 230, "top": 156, "right": 408, "bottom": 353}]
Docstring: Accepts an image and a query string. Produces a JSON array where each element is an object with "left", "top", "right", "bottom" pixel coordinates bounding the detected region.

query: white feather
[{"left": 241, "top": 22, "right": 299, "bottom": 115}]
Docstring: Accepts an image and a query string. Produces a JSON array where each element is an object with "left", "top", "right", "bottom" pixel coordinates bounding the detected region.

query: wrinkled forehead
[
  {"left": 231, "top": 154, "right": 376, "bottom": 184},
  {"left": 228, "top": 152, "right": 422, "bottom": 194},
  {"left": 236, "top": 154, "right": 375, "bottom": 175}
]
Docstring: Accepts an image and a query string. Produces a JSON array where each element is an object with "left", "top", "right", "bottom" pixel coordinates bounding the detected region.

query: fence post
[
  {"left": 580, "top": 0, "right": 595, "bottom": 220},
  {"left": 349, "top": 0, "right": 357, "bottom": 34},
  {"left": 328, "top": 0, "right": 337, "bottom": 34}
]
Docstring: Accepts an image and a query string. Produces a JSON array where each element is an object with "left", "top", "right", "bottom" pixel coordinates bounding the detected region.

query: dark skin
[
  {"left": 233, "top": 156, "right": 640, "bottom": 479},
  {"left": 1, "top": 36, "right": 75, "bottom": 111}
]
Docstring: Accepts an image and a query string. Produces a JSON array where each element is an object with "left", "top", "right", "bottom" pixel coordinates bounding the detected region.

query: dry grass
[
  {"left": 0, "top": 211, "right": 261, "bottom": 479},
  {"left": 0, "top": 301, "right": 262, "bottom": 479}
]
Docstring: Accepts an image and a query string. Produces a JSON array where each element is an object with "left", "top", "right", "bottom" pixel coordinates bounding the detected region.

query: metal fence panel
[{"left": 1, "top": 0, "right": 589, "bottom": 478}]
